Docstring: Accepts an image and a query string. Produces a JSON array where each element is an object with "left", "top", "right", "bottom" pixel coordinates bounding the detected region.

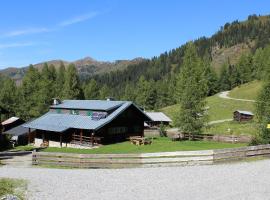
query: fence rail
[{"left": 32, "top": 144, "right": 270, "bottom": 168}]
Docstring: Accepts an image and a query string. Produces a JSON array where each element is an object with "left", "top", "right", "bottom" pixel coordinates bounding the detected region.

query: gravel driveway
[{"left": 1, "top": 160, "right": 270, "bottom": 200}]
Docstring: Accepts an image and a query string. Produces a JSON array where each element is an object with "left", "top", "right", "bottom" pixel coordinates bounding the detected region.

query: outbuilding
[
  {"left": 233, "top": 110, "right": 254, "bottom": 122},
  {"left": 145, "top": 112, "right": 172, "bottom": 127}
]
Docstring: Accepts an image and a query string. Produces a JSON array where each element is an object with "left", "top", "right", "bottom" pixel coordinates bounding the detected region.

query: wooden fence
[
  {"left": 166, "top": 132, "right": 252, "bottom": 143},
  {"left": 32, "top": 144, "right": 270, "bottom": 168}
]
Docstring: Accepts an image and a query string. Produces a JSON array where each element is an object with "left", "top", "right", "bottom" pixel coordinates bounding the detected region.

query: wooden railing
[
  {"left": 32, "top": 144, "right": 270, "bottom": 168},
  {"left": 71, "top": 134, "right": 102, "bottom": 146}
]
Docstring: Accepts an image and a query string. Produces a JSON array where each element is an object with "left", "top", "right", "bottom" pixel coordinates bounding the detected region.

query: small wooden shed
[{"left": 233, "top": 110, "right": 254, "bottom": 122}]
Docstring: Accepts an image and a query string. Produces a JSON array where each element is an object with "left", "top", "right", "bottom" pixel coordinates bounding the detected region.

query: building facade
[{"left": 23, "top": 100, "right": 151, "bottom": 148}]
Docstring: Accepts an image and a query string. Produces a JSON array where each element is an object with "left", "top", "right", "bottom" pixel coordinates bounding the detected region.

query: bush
[{"left": 159, "top": 123, "right": 167, "bottom": 137}]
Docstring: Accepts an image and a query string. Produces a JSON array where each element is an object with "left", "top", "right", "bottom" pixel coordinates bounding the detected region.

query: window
[
  {"left": 56, "top": 109, "right": 62, "bottom": 114},
  {"left": 108, "top": 127, "right": 128, "bottom": 135},
  {"left": 70, "top": 110, "right": 79, "bottom": 115},
  {"left": 87, "top": 111, "right": 93, "bottom": 117}
]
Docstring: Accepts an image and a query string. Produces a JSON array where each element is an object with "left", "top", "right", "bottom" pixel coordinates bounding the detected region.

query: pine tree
[
  {"left": 219, "top": 64, "right": 231, "bottom": 90},
  {"left": 19, "top": 65, "right": 42, "bottom": 119},
  {"left": 63, "top": 64, "right": 82, "bottom": 99},
  {"left": 175, "top": 42, "right": 208, "bottom": 138},
  {"left": 256, "top": 73, "right": 270, "bottom": 143},
  {"left": 202, "top": 62, "right": 219, "bottom": 96},
  {"left": 56, "top": 62, "right": 66, "bottom": 98},
  {"left": 38, "top": 63, "right": 57, "bottom": 113},
  {"left": 135, "top": 76, "right": 156, "bottom": 110},
  {"left": 99, "top": 85, "right": 110, "bottom": 100},
  {"left": 84, "top": 79, "right": 99, "bottom": 99},
  {"left": 123, "top": 84, "right": 136, "bottom": 101},
  {"left": 0, "top": 77, "right": 18, "bottom": 115},
  {"left": 237, "top": 53, "right": 253, "bottom": 84}
]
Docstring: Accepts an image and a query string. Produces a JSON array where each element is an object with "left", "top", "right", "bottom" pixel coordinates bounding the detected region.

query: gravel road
[
  {"left": 1, "top": 160, "right": 270, "bottom": 200},
  {"left": 218, "top": 91, "right": 255, "bottom": 102}
]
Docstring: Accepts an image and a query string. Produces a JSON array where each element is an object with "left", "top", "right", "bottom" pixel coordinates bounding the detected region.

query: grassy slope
[
  {"left": 42, "top": 137, "right": 246, "bottom": 154},
  {"left": 160, "top": 95, "right": 255, "bottom": 124},
  {"left": 160, "top": 81, "right": 260, "bottom": 135},
  {"left": 204, "top": 121, "right": 258, "bottom": 136},
  {"left": 228, "top": 80, "right": 262, "bottom": 100}
]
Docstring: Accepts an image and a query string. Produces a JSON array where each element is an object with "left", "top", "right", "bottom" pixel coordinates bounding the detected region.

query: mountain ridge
[{"left": 0, "top": 56, "right": 146, "bottom": 83}]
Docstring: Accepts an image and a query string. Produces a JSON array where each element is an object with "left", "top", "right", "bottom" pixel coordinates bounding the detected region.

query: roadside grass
[
  {"left": 228, "top": 80, "right": 262, "bottom": 100},
  {"left": 42, "top": 137, "right": 247, "bottom": 154},
  {"left": 0, "top": 178, "right": 27, "bottom": 200},
  {"left": 203, "top": 121, "right": 258, "bottom": 136},
  {"left": 12, "top": 145, "right": 36, "bottom": 152},
  {"left": 160, "top": 95, "right": 255, "bottom": 125}
]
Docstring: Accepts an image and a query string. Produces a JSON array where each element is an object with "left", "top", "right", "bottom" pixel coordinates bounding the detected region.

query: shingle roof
[
  {"left": 50, "top": 100, "right": 125, "bottom": 111},
  {"left": 23, "top": 102, "right": 149, "bottom": 132},
  {"left": 145, "top": 112, "right": 172, "bottom": 122},
  {"left": 235, "top": 110, "right": 254, "bottom": 116}
]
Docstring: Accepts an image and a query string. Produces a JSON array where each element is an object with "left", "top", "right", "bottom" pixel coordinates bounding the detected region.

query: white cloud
[
  {"left": 59, "top": 12, "right": 98, "bottom": 27},
  {"left": 0, "top": 42, "right": 36, "bottom": 49},
  {"left": 2, "top": 27, "right": 51, "bottom": 37},
  {"left": 0, "top": 11, "right": 99, "bottom": 38}
]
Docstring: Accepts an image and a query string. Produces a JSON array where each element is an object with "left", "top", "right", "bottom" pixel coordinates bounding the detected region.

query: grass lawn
[
  {"left": 204, "top": 121, "right": 258, "bottom": 136},
  {"left": 0, "top": 178, "right": 27, "bottom": 200},
  {"left": 160, "top": 95, "right": 255, "bottom": 124},
  {"left": 42, "top": 137, "right": 247, "bottom": 154},
  {"left": 228, "top": 80, "right": 262, "bottom": 100}
]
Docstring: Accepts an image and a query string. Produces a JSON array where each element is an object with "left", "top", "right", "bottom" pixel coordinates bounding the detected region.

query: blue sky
[{"left": 0, "top": 0, "right": 269, "bottom": 68}]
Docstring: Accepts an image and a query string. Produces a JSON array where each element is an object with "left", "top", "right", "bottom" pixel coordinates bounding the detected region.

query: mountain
[{"left": 0, "top": 57, "right": 146, "bottom": 84}]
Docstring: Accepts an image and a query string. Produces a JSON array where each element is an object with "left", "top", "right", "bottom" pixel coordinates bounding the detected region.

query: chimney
[
  {"left": 52, "top": 98, "right": 61, "bottom": 105},
  {"left": 106, "top": 97, "right": 115, "bottom": 101}
]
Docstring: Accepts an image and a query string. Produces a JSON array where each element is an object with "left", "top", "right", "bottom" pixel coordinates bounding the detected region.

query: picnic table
[{"left": 129, "top": 136, "right": 152, "bottom": 146}]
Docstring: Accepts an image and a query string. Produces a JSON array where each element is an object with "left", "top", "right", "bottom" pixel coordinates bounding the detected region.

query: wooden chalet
[
  {"left": 23, "top": 99, "right": 151, "bottom": 148},
  {"left": 233, "top": 110, "right": 254, "bottom": 122}
]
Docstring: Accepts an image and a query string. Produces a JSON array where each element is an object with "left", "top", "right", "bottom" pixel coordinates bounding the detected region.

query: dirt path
[
  {"left": 1, "top": 160, "right": 270, "bottom": 200},
  {"left": 218, "top": 91, "right": 255, "bottom": 102}
]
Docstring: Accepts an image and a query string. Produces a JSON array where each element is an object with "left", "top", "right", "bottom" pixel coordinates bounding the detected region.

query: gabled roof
[
  {"left": 1, "top": 117, "right": 20, "bottom": 125},
  {"left": 3, "top": 124, "right": 35, "bottom": 136},
  {"left": 234, "top": 110, "right": 254, "bottom": 116},
  {"left": 23, "top": 101, "right": 151, "bottom": 132},
  {"left": 50, "top": 100, "right": 125, "bottom": 111},
  {"left": 145, "top": 112, "right": 172, "bottom": 122}
]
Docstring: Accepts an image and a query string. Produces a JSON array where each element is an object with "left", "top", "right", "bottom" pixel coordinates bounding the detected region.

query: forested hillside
[
  {"left": 88, "top": 14, "right": 270, "bottom": 108},
  {"left": 1, "top": 14, "right": 270, "bottom": 120}
]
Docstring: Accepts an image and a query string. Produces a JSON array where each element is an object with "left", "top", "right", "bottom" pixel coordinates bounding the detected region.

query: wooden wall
[{"left": 32, "top": 144, "right": 270, "bottom": 168}]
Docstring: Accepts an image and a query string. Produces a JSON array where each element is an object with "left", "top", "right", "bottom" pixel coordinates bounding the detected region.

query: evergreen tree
[
  {"left": 99, "top": 85, "right": 110, "bottom": 100},
  {"left": 135, "top": 76, "right": 156, "bottom": 110},
  {"left": 0, "top": 77, "right": 18, "bottom": 115},
  {"left": 39, "top": 63, "right": 56, "bottom": 113},
  {"left": 56, "top": 62, "right": 66, "bottom": 98},
  {"left": 84, "top": 79, "right": 99, "bottom": 99},
  {"left": 237, "top": 53, "right": 253, "bottom": 84},
  {"left": 256, "top": 73, "right": 270, "bottom": 143},
  {"left": 175, "top": 43, "right": 208, "bottom": 138},
  {"left": 123, "top": 84, "right": 136, "bottom": 101},
  {"left": 219, "top": 64, "right": 231, "bottom": 90},
  {"left": 202, "top": 62, "right": 219, "bottom": 96},
  {"left": 19, "top": 65, "right": 42, "bottom": 119},
  {"left": 63, "top": 64, "right": 82, "bottom": 99}
]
